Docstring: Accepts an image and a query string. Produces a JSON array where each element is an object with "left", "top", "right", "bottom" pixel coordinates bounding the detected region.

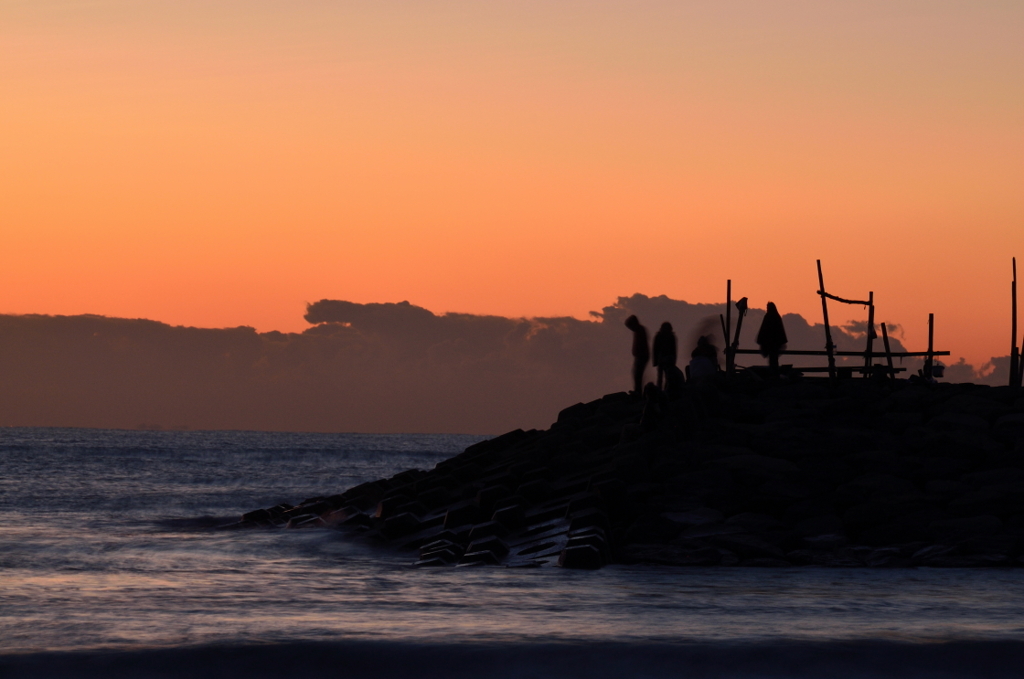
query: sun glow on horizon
[{"left": 2, "top": 1, "right": 1022, "bottom": 369}]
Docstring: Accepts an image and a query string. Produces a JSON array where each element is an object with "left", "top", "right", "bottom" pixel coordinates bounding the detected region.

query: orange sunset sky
[{"left": 2, "top": 1, "right": 1022, "bottom": 370}]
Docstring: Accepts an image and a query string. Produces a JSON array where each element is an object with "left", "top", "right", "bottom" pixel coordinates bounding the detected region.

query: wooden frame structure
[{"left": 723, "top": 261, "right": 950, "bottom": 380}]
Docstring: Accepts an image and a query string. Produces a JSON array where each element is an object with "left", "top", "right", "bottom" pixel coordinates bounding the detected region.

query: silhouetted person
[
  {"left": 756, "top": 302, "right": 788, "bottom": 373},
  {"left": 652, "top": 322, "right": 677, "bottom": 391},
  {"left": 625, "top": 315, "right": 649, "bottom": 396},
  {"left": 688, "top": 335, "right": 719, "bottom": 381},
  {"left": 664, "top": 364, "right": 686, "bottom": 399}
]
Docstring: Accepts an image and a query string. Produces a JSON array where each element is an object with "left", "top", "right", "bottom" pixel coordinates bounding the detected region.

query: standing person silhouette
[
  {"left": 652, "top": 322, "right": 677, "bottom": 390},
  {"left": 624, "top": 315, "right": 650, "bottom": 397},
  {"left": 756, "top": 302, "right": 788, "bottom": 373}
]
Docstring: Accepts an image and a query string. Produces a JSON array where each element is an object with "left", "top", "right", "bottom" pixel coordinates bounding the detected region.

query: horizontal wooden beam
[
  {"left": 781, "top": 366, "right": 908, "bottom": 374},
  {"left": 817, "top": 290, "right": 872, "bottom": 306},
  {"left": 733, "top": 349, "right": 950, "bottom": 357}
]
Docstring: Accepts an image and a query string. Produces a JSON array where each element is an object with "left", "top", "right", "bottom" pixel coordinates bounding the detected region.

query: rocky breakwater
[{"left": 233, "top": 378, "right": 1024, "bottom": 569}]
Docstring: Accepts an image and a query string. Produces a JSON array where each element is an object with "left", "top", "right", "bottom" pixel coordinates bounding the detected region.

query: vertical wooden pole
[
  {"left": 731, "top": 299, "right": 747, "bottom": 369},
  {"left": 864, "top": 291, "right": 875, "bottom": 378},
  {"left": 881, "top": 322, "right": 896, "bottom": 380},
  {"left": 725, "top": 280, "right": 733, "bottom": 375},
  {"left": 1011, "top": 258, "right": 1019, "bottom": 388},
  {"left": 1015, "top": 348, "right": 1024, "bottom": 391},
  {"left": 924, "top": 313, "right": 935, "bottom": 380},
  {"left": 816, "top": 260, "right": 837, "bottom": 381}
]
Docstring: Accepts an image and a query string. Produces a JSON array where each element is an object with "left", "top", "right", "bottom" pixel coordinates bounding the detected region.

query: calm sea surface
[{"left": 3, "top": 427, "right": 1024, "bottom": 678}]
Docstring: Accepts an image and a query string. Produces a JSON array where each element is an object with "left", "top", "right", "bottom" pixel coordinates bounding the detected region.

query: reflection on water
[{"left": 3, "top": 428, "right": 1024, "bottom": 654}]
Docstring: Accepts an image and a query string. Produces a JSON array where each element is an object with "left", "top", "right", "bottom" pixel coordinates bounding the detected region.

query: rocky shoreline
[{"left": 233, "top": 376, "right": 1024, "bottom": 569}]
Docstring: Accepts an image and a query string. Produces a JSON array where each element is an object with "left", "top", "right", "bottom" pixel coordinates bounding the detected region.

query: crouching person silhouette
[{"left": 688, "top": 335, "right": 719, "bottom": 381}]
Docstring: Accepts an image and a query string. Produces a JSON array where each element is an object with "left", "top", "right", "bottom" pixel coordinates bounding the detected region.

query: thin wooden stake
[
  {"left": 864, "top": 291, "right": 875, "bottom": 378},
  {"left": 881, "top": 322, "right": 896, "bottom": 380},
  {"left": 1012, "top": 258, "right": 1019, "bottom": 388},
  {"left": 1019, "top": 334, "right": 1024, "bottom": 388},
  {"left": 731, "top": 297, "right": 748, "bottom": 375},
  {"left": 816, "top": 260, "right": 837, "bottom": 381},
  {"left": 725, "top": 280, "right": 733, "bottom": 375},
  {"left": 924, "top": 313, "right": 935, "bottom": 380}
]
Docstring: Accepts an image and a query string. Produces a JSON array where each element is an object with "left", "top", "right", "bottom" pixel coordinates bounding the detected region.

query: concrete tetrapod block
[
  {"left": 565, "top": 533, "right": 610, "bottom": 561},
  {"left": 242, "top": 508, "right": 272, "bottom": 523},
  {"left": 414, "top": 557, "right": 450, "bottom": 567},
  {"left": 286, "top": 514, "right": 324, "bottom": 529},
  {"left": 417, "top": 487, "right": 452, "bottom": 509},
  {"left": 375, "top": 494, "right": 412, "bottom": 520},
  {"left": 419, "top": 548, "right": 460, "bottom": 564},
  {"left": 493, "top": 494, "right": 528, "bottom": 512},
  {"left": 492, "top": 505, "right": 527, "bottom": 530},
  {"left": 340, "top": 512, "right": 372, "bottom": 529},
  {"left": 516, "top": 480, "right": 554, "bottom": 502},
  {"left": 444, "top": 502, "right": 484, "bottom": 529},
  {"left": 465, "top": 536, "right": 509, "bottom": 559},
  {"left": 558, "top": 544, "right": 604, "bottom": 569},
  {"left": 468, "top": 520, "right": 509, "bottom": 542},
  {"left": 381, "top": 512, "right": 422, "bottom": 539},
  {"left": 458, "top": 550, "right": 502, "bottom": 566},
  {"left": 520, "top": 467, "right": 553, "bottom": 484},
  {"left": 565, "top": 493, "right": 605, "bottom": 517},
  {"left": 568, "top": 508, "right": 610, "bottom": 534},
  {"left": 420, "top": 538, "right": 463, "bottom": 556},
  {"left": 476, "top": 485, "right": 513, "bottom": 514}
]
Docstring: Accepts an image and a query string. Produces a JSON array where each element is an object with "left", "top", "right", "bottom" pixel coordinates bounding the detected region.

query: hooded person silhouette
[
  {"left": 688, "top": 335, "right": 719, "bottom": 381},
  {"left": 652, "top": 322, "right": 677, "bottom": 391},
  {"left": 624, "top": 315, "right": 650, "bottom": 396},
  {"left": 756, "top": 302, "right": 788, "bottom": 372}
]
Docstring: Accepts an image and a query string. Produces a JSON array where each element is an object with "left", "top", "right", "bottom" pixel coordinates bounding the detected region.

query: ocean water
[{"left": 3, "top": 427, "right": 1024, "bottom": 678}]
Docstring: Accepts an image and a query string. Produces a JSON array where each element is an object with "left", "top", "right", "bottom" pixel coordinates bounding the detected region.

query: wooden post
[
  {"left": 1015, "top": 348, "right": 1024, "bottom": 391},
  {"left": 924, "top": 313, "right": 935, "bottom": 380},
  {"left": 731, "top": 297, "right": 748, "bottom": 377},
  {"left": 816, "top": 260, "right": 837, "bottom": 381},
  {"left": 725, "top": 280, "right": 733, "bottom": 375},
  {"left": 1012, "top": 258, "right": 1019, "bottom": 388},
  {"left": 863, "top": 291, "right": 874, "bottom": 378},
  {"left": 881, "top": 321, "right": 896, "bottom": 380}
]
